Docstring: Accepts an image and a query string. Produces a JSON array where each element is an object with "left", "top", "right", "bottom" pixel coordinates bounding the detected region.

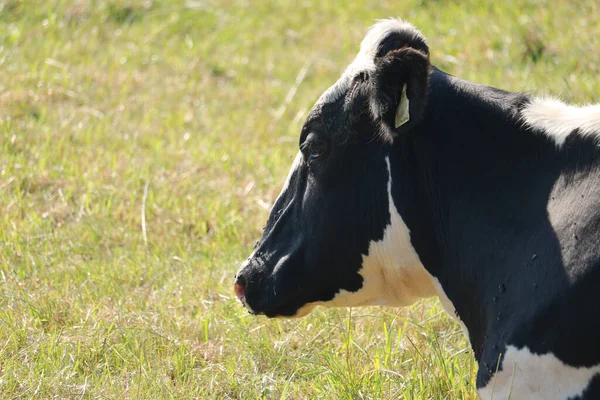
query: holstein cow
[{"left": 234, "top": 19, "right": 600, "bottom": 399}]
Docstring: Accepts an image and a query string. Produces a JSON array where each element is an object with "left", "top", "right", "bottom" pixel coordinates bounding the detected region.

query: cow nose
[{"left": 234, "top": 274, "right": 246, "bottom": 299}]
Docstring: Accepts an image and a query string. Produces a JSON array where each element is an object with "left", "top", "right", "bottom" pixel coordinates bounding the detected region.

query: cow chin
[
  {"left": 247, "top": 281, "right": 358, "bottom": 318},
  {"left": 242, "top": 282, "right": 316, "bottom": 319},
  {"left": 265, "top": 303, "right": 318, "bottom": 319},
  {"left": 260, "top": 284, "right": 389, "bottom": 318}
]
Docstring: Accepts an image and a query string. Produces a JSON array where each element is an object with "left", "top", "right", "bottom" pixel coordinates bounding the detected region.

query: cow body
[
  {"left": 235, "top": 19, "right": 600, "bottom": 399},
  {"left": 400, "top": 69, "right": 600, "bottom": 398}
]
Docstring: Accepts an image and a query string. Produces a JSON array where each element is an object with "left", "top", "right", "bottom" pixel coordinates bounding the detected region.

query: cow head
[{"left": 235, "top": 19, "right": 436, "bottom": 318}]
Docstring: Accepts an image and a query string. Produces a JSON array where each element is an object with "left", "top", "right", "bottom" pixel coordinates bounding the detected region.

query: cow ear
[{"left": 370, "top": 47, "right": 431, "bottom": 138}]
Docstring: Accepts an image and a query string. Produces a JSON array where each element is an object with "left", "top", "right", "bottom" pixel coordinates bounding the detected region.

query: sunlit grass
[{"left": 0, "top": 0, "right": 598, "bottom": 398}]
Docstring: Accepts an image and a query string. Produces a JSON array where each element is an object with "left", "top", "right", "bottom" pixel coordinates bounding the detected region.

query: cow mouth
[
  {"left": 237, "top": 294, "right": 257, "bottom": 315},
  {"left": 237, "top": 285, "right": 312, "bottom": 318},
  {"left": 243, "top": 298, "right": 302, "bottom": 318}
]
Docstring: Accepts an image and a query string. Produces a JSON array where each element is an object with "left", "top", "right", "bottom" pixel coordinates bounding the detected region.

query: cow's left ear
[{"left": 370, "top": 47, "right": 431, "bottom": 138}]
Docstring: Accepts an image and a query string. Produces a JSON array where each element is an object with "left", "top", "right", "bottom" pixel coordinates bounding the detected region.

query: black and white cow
[{"left": 234, "top": 19, "right": 600, "bottom": 399}]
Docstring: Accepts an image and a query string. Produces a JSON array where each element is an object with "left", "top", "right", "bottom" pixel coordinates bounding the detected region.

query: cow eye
[
  {"left": 301, "top": 133, "right": 328, "bottom": 161},
  {"left": 308, "top": 139, "right": 327, "bottom": 159}
]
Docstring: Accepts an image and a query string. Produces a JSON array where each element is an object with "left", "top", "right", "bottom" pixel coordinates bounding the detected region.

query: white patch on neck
[
  {"left": 478, "top": 345, "right": 600, "bottom": 400},
  {"left": 430, "top": 278, "right": 470, "bottom": 344},
  {"left": 521, "top": 97, "right": 600, "bottom": 147},
  {"left": 316, "top": 156, "right": 436, "bottom": 309},
  {"left": 315, "top": 19, "right": 423, "bottom": 106}
]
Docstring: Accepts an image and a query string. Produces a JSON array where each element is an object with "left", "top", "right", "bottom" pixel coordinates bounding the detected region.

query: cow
[{"left": 234, "top": 19, "right": 600, "bottom": 399}]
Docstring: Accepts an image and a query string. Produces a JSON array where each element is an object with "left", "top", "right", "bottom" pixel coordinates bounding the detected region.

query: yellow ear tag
[{"left": 394, "top": 84, "right": 410, "bottom": 128}]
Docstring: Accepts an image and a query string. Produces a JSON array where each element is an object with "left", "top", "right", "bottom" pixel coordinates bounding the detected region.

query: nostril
[
  {"left": 234, "top": 274, "right": 246, "bottom": 298},
  {"left": 234, "top": 282, "right": 245, "bottom": 298},
  {"left": 236, "top": 273, "right": 246, "bottom": 287}
]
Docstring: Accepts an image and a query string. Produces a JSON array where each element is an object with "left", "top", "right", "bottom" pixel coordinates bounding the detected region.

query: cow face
[{"left": 235, "top": 19, "right": 435, "bottom": 317}]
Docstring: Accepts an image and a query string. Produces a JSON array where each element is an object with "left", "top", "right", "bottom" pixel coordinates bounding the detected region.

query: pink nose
[{"left": 234, "top": 282, "right": 245, "bottom": 299}]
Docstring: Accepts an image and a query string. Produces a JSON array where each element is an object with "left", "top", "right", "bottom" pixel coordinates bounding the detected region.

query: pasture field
[{"left": 1, "top": 0, "right": 599, "bottom": 398}]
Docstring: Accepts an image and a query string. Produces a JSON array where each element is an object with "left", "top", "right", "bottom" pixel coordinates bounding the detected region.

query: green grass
[{"left": 0, "top": 0, "right": 599, "bottom": 398}]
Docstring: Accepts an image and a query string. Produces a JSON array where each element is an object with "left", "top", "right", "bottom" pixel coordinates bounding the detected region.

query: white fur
[
  {"left": 521, "top": 97, "right": 600, "bottom": 147},
  {"left": 479, "top": 345, "right": 600, "bottom": 399},
  {"left": 272, "top": 254, "right": 289, "bottom": 276},
  {"left": 310, "top": 156, "right": 436, "bottom": 310},
  {"left": 316, "top": 19, "right": 423, "bottom": 107}
]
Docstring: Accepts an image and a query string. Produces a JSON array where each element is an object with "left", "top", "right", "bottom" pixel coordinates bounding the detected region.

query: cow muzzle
[
  {"left": 233, "top": 269, "right": 258, "bottom": 314},
  {"left": 234, "top": 252, "right": 312, "bottom": 318}
]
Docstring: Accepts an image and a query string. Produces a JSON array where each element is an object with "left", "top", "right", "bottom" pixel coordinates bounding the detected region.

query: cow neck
[{"left": 391, "top": 68, "right": 572, "bottom": 382}]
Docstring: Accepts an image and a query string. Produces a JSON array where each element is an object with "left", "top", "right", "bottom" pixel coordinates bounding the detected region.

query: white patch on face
[
  {"left": 313, "top": 156, "right": 436, "bottom": 310},
  {"left": 315, "top": 19, "right": 424, "bottom": 107},
  {"left": 271, "top": 254, "right": 289, "bottom": 276},
  {"left": 521, "top": 97, "right": 600, "bottom": 147},
  {"left": 430, "top": 278, "right": 470, "bottom": 344},
  {"left": 478, "top": 345, "right": 600, "bottom": 400}
]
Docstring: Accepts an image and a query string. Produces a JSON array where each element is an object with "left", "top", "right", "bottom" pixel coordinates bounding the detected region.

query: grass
[{"left": 0, "top": 0, "right": 598, "bottom": 398}]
